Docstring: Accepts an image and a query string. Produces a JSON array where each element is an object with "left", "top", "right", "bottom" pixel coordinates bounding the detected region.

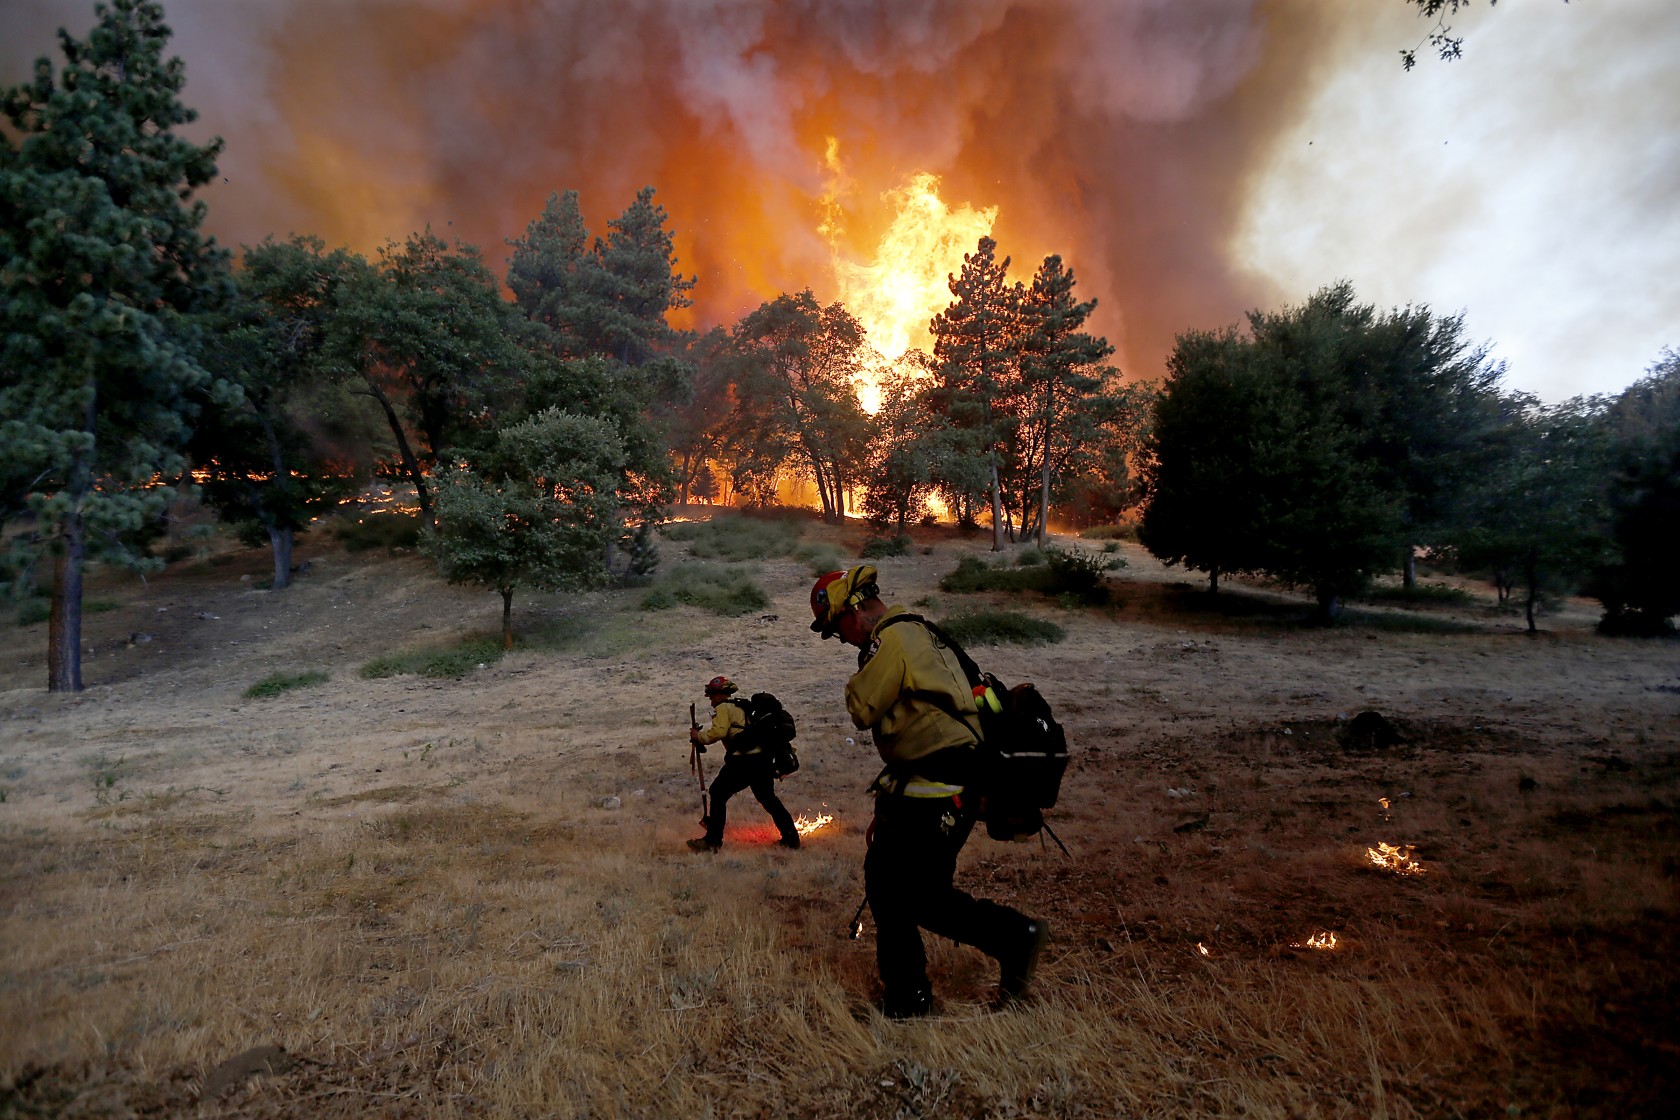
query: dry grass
[{"left": 0, "top": 523, "right": 1676, "bottom": 1117}]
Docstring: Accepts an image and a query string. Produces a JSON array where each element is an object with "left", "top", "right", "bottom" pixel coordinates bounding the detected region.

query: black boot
[
  {"left": 880, "top": 985, "right": 933, "bottom": 1020},
  {"left": 996, "top": 919, "right": 1048, "bottom": 1006}
]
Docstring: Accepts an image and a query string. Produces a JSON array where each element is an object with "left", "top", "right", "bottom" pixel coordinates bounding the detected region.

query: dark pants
[
  {"left": 864, "top": 793, "right": 1033, "bottom": 1006},
  {"left": 704, "top": 754, "right": 797, "bottom": 846}
]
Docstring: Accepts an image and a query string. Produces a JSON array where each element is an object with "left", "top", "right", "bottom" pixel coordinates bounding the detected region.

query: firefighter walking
[
  {"left": 810, "top": 565, "right": 1047, "bottom": 1018},
  {"left": 687, "top": 675, "right": 800, "bottom": 852}
]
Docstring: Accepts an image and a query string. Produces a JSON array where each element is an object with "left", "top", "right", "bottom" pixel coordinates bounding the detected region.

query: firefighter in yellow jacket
[
  {"left": 687, "top": 676, "right": 800, "bottom": 852},
  {"left": 811, "top": 565, "right": 1046, "bottom": 1018}
]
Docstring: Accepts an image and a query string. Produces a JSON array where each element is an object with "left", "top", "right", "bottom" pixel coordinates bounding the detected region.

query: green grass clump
[
  {"left": 860, "top": 535, "right": 909, "bottom": 559},
  {"left": 361, "top": 636, "right": 504, "bottom": 680},
  {"left": 661, "top": 515, "right": 803, "bottom": 562},
  {"left": 244, "top": 669, "right": 330, "bottom": 699},
  {"left": 793, "top": 543, "right": 847, "bottom": 576},
  {"left": 937, "top": 610, "right": 1065, "bottom": 647},
  {"left": 639, "top": 563, "right": 770, "bottom": 617},
  {"left": 335, "top": 512, "right": 422, "bottom": 553},
  {"left": 939, "top": 555, "right": 1055, "bottom": 595},
  {"left": 1015, "top": 547, "right": 1046, "bottom": 566},
  {"left": 1079, "top": 523, "right": 1139, "bottom": 542}
]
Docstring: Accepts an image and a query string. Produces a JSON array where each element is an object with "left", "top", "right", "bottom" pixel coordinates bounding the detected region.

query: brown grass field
[{"left": 2, "top": 512, "right": 1677, "bottom": 1118}]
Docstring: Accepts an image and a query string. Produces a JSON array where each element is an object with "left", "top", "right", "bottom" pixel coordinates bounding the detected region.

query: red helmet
[
  {"left": 704, "top": 675, "right": 737, "bottom": 696},
  {"left": 810, "top": 564, "right": 878, "bottom": 639}
]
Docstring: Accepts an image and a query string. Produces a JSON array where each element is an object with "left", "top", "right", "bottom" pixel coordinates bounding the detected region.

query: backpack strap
[{"left": 874, "top": 613, "right": 987, "bottom": 746}]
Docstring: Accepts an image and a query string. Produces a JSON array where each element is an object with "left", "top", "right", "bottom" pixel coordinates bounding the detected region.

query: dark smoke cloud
[{"left": 2, "top": 0, "right": 1352, "bottom": 380}]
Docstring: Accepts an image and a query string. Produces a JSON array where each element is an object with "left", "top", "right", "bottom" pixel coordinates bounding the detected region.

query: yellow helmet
[{"left": 809, "top": 564, "right": 878, "bottom": 639}]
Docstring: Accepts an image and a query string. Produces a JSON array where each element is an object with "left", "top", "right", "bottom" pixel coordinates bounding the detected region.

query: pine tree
[
  {"left": 930, "top": 237, "right": 1020, "bottom": 550},
  {"left": 0, "top": 0, "right": 231, "bottom": 691},
  {"left": 1015, "top": 255, "right": 1116, "bottom": 545}
]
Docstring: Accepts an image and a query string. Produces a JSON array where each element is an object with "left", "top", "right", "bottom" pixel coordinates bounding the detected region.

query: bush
[
  {"left": 244, "top": 669, "right": 330, "bottom": 698},
  {"left": 14, "top": 598, "right": 49, "bottom": 627},
  {"left": 361, "top": 636, "right": 504, "bottom": 680},
  {"left": 860, "top": 536, "right": 909, "bottom": 559},
  {"left": 940, "top": 555, "right": 1055, "bottom": 594},
  {"left": 793, "top": 543, "right": 847, "bottom": 576},
  {"left": 335, "top": 512, "right": 421, "bottom": 553},
  {"left": 938, "top": 610, "right": 1065, "bottom": 647},
  {"left": 1044, "top": 547, "right": 1108, "bottom": 601},
  {"left": 1015, "top": 547, "right": 1046, "bottom": 566},
  {"left": 638, "top": 563, "right": 770, "bottom": 617},
  {"left": 1080, "top": 523, "right": 1138, "bottom": 542},
  {"left": 1360, "top": 582, "right": 1477, "bottom": 609},
  {"left": 662, "top": 515, "right": 803, "bottom": 562}
]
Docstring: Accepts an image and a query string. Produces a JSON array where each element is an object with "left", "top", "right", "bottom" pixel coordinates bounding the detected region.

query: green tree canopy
[
  {"left": 930, "top": 236, "right": 1021, "bottom": 549},
  {"left": 728, "top": 291, "right": 872, "bottom": 523},
  {"left": 424, "top": 408, "right": 628, "bottom": 649},
  {"left": 191, "top": 236, "right": 365, "bottom": 589},
  {"left": 1, "top": 0, "right": 230, "bottom": 690}
]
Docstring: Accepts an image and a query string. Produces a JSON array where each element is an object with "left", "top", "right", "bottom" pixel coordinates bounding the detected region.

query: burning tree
[{"left": 0, "top": 0, "right": 231, "bottom": 691}]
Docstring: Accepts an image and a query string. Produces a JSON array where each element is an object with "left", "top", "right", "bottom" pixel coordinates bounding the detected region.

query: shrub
[
  {"left": 245, "top": 669, "right": 330, "bottom": 698},
  {"left": 1044, "top": 547, "right": 1108, "bottom": 601},
  {"left": 662, "top": 515, "right": 802, "bottom": 562},
  {"left": 1079, "top": 523, "right": 1139, "bottom": 542},
  {"left": 793, "top": 543, "right": 847, "bottom": 576},
  {"left": 1361, "top": 582, "right": 1477, "bottom": 609},
  {"left": 940, "top": 555, "right": 1054, "bottom": 594},
  {"left": 1015, "top": 547, "right": 1046, "bottom": 566},
  {"left": 335, "top": 512, "right": 421, "bottom": 553},
  {"left": 938, "top": 610, "right": 1065, "bottom": 647},
  {"left": 14, "top": 598, "right": 50, "bottom": 627},
  {"left": 362, "top": 636, "right": 504, "bottom": 680},
  {"left": 860, "top": 536, "right": 909, "bottom": 559},
  {"left": 638, "top": 563, "right": 769, "bottom": 617}
]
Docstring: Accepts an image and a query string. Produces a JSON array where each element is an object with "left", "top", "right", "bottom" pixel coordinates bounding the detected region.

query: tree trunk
[
  {"left": 501, "top": 586, "right": 515, "bottom": 650},
  {"left": 1403, "top": 548, "right": 1417, "bottom": 590},
  {"left": 48, "top": 509, "right": 86, "bottom": 693},
  {"left": 1315, "top": 586, "right": 1341, "bottom": 626},
  {"left": 1208, "top": 567, "right": 1220, "bottom": 595},
  {"left": 1036, "top": 449, "right": 1052, "bottom": 548},
  {"left": 989, "top": 458, "right": 1005, "bottom": 551},
  {"left": 361, "top": 378, "right": 432, "bottom": 524},
  {"left": 268, "top": 523, "right": 294, "bottom": 590}
]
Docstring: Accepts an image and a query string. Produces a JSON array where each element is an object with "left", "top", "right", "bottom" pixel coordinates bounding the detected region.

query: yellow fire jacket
[
  {"left": 696, "top": 699, "right": 754, "bottom": 755},
  {"left": 845, "top": 606, "right": 981, "bottom": 781}
]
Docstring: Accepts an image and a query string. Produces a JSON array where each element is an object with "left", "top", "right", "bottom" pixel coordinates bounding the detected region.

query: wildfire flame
[
  {"left": 1366, "top": 841, "right": 1425, "bottom": 876},
  {"left": 794, "top": 812, "right": 834, "bottom": 836},
  {"left": 1196, "top": 942, "right": 1210, "bottom": 957},
  {"left": 823, "top": 147, "right": 997, "bottom": 412},
  {"left": 1295, "top": 931, "right": 1339, "bottom": 950}
]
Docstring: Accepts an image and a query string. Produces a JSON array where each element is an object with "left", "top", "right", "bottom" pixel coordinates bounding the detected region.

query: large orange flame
[{"left": 823, "top": 146, "right": 997, "bottom": 411}]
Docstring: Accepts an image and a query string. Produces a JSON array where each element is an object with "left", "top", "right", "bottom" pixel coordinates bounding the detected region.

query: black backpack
[
  {"left": 739, "top": 692, "right": 799, "bottom": 778},
  {"left": 878, "top": 615, "right": 1069, "bottom": 844}
]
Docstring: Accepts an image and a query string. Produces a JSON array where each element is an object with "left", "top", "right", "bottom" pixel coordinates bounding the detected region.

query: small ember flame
[
  {"left": 1295, "top": 931, "right": 1339, "bottom": 950},
  {"left": 794, "top": 812, "right": 834, "bottom": 836},
  {"left": 1366, "top": 841, "right": 1425, "bottom": 876},
  {"left": 1196, "top": 942, "right": 1210, "bottom": 957}
]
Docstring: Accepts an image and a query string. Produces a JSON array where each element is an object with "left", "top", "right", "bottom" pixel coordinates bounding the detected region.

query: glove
[{"left": 693, "top": 743, "right": 707, "bottom": 754}]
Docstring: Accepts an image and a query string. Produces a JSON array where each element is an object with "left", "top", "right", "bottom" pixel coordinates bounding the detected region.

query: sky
[{"left": 3, "top": 0, "right": 1676, "bottom": 404}]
